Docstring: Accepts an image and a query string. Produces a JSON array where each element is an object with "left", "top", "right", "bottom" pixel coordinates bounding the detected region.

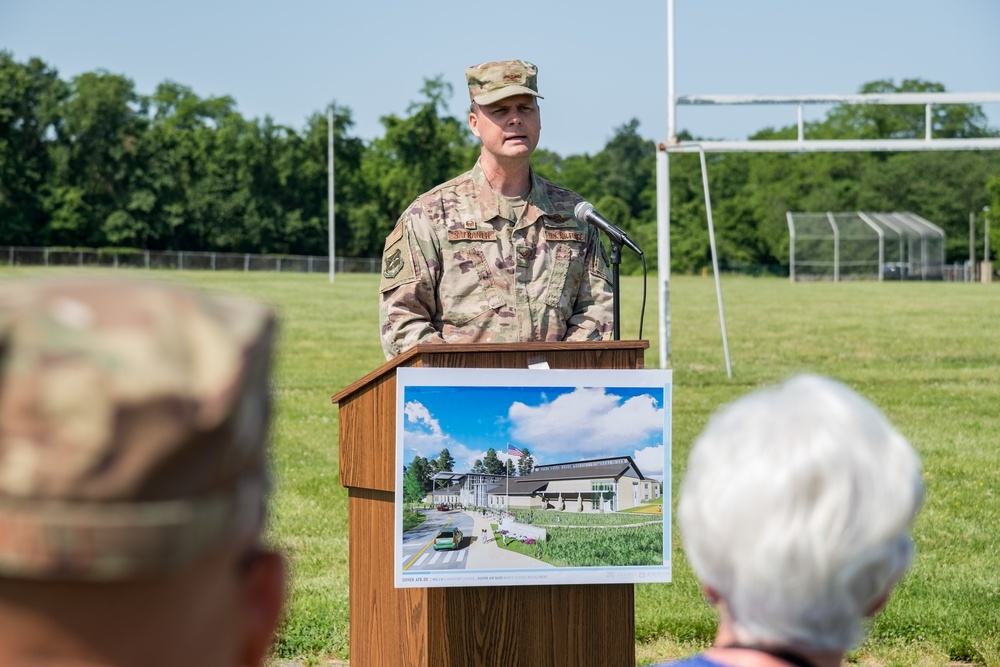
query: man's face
[{"left": 469, "top": 94, "right": 541, "bottom": 164}]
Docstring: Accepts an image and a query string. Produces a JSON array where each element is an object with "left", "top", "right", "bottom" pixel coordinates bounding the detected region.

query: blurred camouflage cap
[
  {"left": 466, "top": 59, "right": 544, "bottom": 105},
  {"left": 0, "top": 277, "right": 277, "bottom": 581}
]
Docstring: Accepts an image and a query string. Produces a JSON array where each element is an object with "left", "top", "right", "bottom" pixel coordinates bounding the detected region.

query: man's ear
[
  {"left": 238, "top": 551, "right": 286, "bottom": 667},
  {"left": 468, "top": 109, "right": 480, "bottom": 138}
]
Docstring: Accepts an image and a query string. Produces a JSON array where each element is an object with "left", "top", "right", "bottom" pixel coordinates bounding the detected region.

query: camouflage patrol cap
[
  {"left": 466, "top": 59, "right": 544, "bottom": 106},
  {"left": 0, "top": 277, "right": 276, "bottom": 581}
]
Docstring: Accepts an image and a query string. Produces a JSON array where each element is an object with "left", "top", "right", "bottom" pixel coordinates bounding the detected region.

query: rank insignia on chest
[{"left": 383, "top": 249, "right": 404, "bottom": 278}]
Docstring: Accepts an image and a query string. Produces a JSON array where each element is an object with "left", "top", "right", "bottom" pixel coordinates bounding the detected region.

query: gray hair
[{"left": 678, "top": 374, "right": 924, "bottom": 652}]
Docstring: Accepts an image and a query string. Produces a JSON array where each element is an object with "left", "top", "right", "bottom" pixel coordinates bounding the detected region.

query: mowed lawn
[{"left": 2, "top": 267, "right": 997, "bottom": 666}]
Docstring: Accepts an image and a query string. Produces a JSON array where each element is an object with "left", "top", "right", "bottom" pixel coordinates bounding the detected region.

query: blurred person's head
[
  {"left": 0, "top": 277, "right": 284, "bottom": 667},
  {"left": 679, "top": 374, "right": 923, "bottom": 655}
]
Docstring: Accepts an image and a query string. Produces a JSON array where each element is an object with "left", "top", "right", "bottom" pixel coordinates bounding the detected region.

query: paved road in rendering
[{"left": 402, "top": 509, "right": 475, "bottom": 572}]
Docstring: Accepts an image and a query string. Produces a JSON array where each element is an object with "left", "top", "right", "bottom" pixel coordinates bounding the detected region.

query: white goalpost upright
[{"left": 658, "top": 0, "right": 1000, "bottom": 375}]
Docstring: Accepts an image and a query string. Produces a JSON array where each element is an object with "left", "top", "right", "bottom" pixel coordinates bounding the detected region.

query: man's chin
[{"left": 500, "top": 142, "right": 533, "bottom": 156}]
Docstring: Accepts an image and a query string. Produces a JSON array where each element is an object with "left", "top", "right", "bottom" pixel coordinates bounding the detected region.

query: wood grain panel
[
  {"left": 333, "top": 343, "right": 649, "bottom": 666},
  {"left": 349, "top": 487, "right": 430, "bottom": 666},
  {"left": 427, "top": 584, "right": 635, "bottom": 666}
]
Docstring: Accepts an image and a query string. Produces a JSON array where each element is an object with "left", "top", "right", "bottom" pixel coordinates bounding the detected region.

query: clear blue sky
[{"left": 3, "top": 0, "right": 998, "bottom": 156}]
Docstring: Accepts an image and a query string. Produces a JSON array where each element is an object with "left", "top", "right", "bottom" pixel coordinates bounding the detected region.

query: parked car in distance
[
  {"left": 436, "top": 504, "right": 449, "bottom": 512},
  {"left": 433, "top": 527, "right": 463, "bottom": 550}
]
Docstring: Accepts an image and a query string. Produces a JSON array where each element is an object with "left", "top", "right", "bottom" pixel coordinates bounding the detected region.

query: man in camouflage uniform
[
  {"left": 0, "top": 277, "right": 285, "bottom": 667},
  {"left": 379, "top": 59, "right": 614, "bottom": 359}
]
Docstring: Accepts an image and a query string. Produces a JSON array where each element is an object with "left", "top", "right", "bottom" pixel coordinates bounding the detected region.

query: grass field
[{"left": 2, "top": 267, "right": 997, "bottom": 666}]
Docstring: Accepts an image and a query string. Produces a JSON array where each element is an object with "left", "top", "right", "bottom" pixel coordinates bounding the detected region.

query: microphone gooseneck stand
[
  {"left": 575, "top": 201, "right": 645, "bottom": 341},
  {"left": 609, "top": 238, "right": 623, "bottom": 341}
]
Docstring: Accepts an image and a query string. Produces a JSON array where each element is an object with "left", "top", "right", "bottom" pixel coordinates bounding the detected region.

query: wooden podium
[{"left": 331, "top": 341, "right": 648, "bottom": 666}]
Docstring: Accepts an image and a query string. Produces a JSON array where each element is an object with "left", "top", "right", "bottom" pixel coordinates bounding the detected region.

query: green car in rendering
[{"left": 433, "top": 527, "right": 463, "bottom": 551}]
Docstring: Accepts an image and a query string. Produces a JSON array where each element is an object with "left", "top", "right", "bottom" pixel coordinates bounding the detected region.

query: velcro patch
[
  {"left": 543, "top": 229, "right": 587, "bottom": 243},
  {"left": 447, "top": 230, "right": 498, "bottom": 242},
  {"left": 379, "top": 225, "right": 417, "bottom": 293}
]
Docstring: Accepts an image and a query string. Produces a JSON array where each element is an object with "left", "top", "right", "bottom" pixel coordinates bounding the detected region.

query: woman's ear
[{"left": 865, "top": 591, "right": 891, "bottom": 617}]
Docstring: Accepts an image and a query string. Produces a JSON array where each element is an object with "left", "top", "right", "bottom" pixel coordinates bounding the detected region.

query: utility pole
[
  {"left": 328, "top": 104, "right": 336, "bottom": 284},
  {"left": 984, "top": 206, "right": 993, "bottom": 284}
]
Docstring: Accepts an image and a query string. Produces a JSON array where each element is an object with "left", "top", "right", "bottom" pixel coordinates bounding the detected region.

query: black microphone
[{"left": 573, "top": 201, "right": 643, "bottom": 255}]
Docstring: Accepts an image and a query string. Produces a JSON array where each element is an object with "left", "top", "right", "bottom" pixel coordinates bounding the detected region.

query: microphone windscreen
[{"left": 574, "top": 200, "right": 594, "bottom": 221}]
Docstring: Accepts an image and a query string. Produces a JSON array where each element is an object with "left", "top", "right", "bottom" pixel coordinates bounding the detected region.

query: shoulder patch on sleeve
[
  {"left": 384, "top": 223, "right": 404, "bottom": 248},
  {"left": 380, "top": 224, "right": 417, "bottom": 293}
]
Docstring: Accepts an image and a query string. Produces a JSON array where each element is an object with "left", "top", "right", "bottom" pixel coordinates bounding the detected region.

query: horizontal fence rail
[
  {"left": 0, "top": 247, "right": 989, "bottom": 282},
  {"left": 0, "top": 247, "right": 381, "bottom": 274}
]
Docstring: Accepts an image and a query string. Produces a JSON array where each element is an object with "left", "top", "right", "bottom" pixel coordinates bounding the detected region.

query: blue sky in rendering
[{"left": 402, "top": 383, "right": 669, "bottom": 479}]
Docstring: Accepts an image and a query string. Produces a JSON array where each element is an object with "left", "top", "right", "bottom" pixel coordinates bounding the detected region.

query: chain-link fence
[
  {"left": 786, "top": 211, "right": 946, "bottom": 282},
  {"left": 0, "top": 246, "right": 380, "bottom": 274}
]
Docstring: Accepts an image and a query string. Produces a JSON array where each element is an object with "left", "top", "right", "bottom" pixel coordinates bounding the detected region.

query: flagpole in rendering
[{"left": 505, "top": 443, "right": 509, "bottom": 513}]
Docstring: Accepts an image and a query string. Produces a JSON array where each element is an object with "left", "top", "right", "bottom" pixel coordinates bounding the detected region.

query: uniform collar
[{"left": 472, "top": 160, "right": 558, "bottom": 230}]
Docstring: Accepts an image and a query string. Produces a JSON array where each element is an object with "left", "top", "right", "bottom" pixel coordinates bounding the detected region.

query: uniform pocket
[
  {"left": 446, "top": 245, "right": 508, "bottom": 326},
  {"left": 544, "top": 243, "right": 575, "bottom": 308}
]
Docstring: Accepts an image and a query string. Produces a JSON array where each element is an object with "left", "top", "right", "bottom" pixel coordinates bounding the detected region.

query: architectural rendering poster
[{"left": 394, "top": 367, "right": 672, "bottom": 588}]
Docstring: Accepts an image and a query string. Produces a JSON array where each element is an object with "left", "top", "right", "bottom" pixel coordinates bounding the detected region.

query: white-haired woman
[{"left": 651, "top": 374, "right": 924, "bottom": 667}]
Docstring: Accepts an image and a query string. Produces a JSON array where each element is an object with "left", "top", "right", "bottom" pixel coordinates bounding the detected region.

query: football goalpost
[{"left": 656, "top": 0, "right": 1000, "bottom": 375}]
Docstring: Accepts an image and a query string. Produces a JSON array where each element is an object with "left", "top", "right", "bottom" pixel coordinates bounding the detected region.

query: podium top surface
[{"left": 330, "top": 340, "right": 648, "bottom": 406}]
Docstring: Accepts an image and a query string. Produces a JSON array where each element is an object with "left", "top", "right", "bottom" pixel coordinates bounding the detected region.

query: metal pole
[
  {"left": 328, "top": 104, "right": 336, "bottom": 284},
  {"left": 667, "top": 0, "right": 675, "bottom": 142},
  {"left": 826, "top": 212, "right": 840, "bottom": 283},
  {"left": 970, "top": 211, "right": 975, "bottom": 282},
  {"left": 656, "top": 150, "right": 671, "bottom": 368},
  {"left": 698, "top": 148, "right": 732, "bottom": 378},
  {"left": 786, "top": 212, "right": 795, "bottom": 282},
  {"left": 657, "top": 0, "right": 675, "bottom": 371},
  {"left": 985, "top": 206, "right": 991, "bottom": 262},
  {"left": 610, "top": 243, "right": 622, "bottom": 340}
]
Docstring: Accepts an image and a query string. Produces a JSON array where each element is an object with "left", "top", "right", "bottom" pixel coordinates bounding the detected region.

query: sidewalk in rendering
[{"left": 463, "top": 512, "right": 553, "bottom": 570}]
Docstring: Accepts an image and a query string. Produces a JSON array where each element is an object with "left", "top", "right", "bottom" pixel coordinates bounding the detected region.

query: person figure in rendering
[
  {"left": 379, "top": 59, "right": 614, "bottom": 359},
  {"left": 651, "top": 374, "right": 924, "bottom": 667},
  {"left": 0, "top": 277, "right": 285, "bottom": 667}
]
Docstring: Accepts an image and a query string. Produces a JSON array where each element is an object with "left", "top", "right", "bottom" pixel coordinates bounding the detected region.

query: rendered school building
[{"left": 430, "top": 456, "right": 660, "bottom": 512}]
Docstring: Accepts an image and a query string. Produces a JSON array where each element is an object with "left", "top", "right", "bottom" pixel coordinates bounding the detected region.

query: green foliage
[
  {"left": 3, "top": 52, "right": 998, "bottom": 272},
  {"left": 402, "top": 508, "right": 426, "bottom": 532},
  {"left": 0, "top": 52, "right": 67, "bottom": 246},
  {"left": 513, "top": 509, "right": 653, "bottom": 526},
  {"left": 822, "top": 78, "right": 994, "bottom": 141},
  {"left": 433, "top": 447, "right": 456, "bottom": 473},
  {"left": 985, "top": 176, "right": 1000, "bottom": 262},
  {"left": 482, "top": 447, "right": 505, "bottom": 475},
  {"left": 405, "top": 455, "right": 434, "bottom": 495},
  {"left": 402, "top": 466, "right": 425, "bottom": 504},
  {"left": 536, "top": 524, "right": 663, "bottom": 567},
  {"left": 515, "top": 448, "right": 535, "bottom": 476}
]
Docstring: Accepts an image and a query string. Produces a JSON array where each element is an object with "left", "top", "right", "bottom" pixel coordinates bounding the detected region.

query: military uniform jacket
[{"left": 379, "top": 161, "right": 614, "bottom": 359}]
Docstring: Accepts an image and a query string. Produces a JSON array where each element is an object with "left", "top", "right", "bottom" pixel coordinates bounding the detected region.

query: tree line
[
  {"left": 403, "top": 447, "right": 536, "bottom": 504},
  {"left": 3, "top": 50, "right": 999, "bottom": 272}
]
